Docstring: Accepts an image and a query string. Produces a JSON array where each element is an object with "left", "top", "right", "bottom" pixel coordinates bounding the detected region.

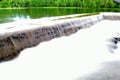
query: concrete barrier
[{"left": 0, "top": 12, "right": 119, "bottom": 62}]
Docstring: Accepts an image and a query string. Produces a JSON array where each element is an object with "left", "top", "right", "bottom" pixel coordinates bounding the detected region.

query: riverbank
[
  {"left": 0, "top": 7, "right": 120, "bottom": 10},
  {"left": 0, "top": 7, "right": 90, "bottom": 9},
  {"left": 0, "top": 0, "right": 119, "bottom": 8},
  {"left": 0, "top": 7, "right": 98, "bottom": 10}
]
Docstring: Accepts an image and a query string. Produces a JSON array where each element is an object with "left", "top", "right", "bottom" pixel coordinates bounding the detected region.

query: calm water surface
[{"left": 0, "top": 8, "right": 120, "bottom": 23}]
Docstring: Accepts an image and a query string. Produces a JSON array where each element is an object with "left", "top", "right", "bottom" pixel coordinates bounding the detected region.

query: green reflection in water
[{"left": 0, "top": 8, "right": 120, "bottom": 23}]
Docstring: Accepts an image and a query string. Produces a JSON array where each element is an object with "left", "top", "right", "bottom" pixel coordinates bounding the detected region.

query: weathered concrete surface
[{"left": 0, "top": 12, "right": 120, "bottom": 62}]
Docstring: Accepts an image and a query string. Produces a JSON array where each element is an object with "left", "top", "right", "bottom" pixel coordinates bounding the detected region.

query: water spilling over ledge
[{"left": 0, "top": 12, "right": 120, "bottom": 62}]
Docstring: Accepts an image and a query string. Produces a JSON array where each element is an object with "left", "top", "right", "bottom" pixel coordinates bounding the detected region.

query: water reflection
[
  {"left": 0, "top": 9, "right": 31, "bottom": 23},
  {"left": 0, "top": 15, "right": 30, "bottom": 23},
  {"left": 0, "top": 8, "right": 120, "bottom": 23},
  {"left": 12, "top": 15, "right": 30, "bottom": 21}
]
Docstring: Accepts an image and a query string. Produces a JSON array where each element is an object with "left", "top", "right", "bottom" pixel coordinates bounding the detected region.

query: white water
[{"left": 0, "top": 20, "right": 120, "bottom": 80}]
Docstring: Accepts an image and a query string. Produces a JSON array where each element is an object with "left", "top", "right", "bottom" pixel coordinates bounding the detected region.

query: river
[
  {"left": 0, "top": 8, "right": 120, "bottom": 80},
  {"left": 0, "top": 8, "right": 120, "bottom": 23}
]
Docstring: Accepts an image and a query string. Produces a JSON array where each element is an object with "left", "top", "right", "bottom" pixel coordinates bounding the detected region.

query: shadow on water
[
  {"left": 0, "top": 8, "right": 120, "bottom": 23},
  {"left": 78, "top": 61, "right": 120, "bottom": 80}
]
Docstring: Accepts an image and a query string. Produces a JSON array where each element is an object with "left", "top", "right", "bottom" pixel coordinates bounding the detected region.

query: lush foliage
[{"left": 0, "top": 0, "right": 119, "bottom": 8}]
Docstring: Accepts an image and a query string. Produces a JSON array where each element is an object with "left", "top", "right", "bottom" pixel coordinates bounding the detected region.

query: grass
[{"left": 0, "top": 0, "right": 120, "bottom": 8}]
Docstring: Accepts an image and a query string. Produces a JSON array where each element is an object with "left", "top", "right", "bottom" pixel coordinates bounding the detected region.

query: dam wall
[{"left": 0, "top": 12, "right": 119, "bottom": 62}]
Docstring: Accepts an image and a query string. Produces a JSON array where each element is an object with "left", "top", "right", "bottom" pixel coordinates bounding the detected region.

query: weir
[{"left": 0, "top": 12, "right": 120, "bottom": 62}]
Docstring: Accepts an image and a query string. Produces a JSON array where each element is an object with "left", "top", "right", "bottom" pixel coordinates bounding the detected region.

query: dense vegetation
[{"left": 0, "top": 0, "right": 120, "bottom": 8}]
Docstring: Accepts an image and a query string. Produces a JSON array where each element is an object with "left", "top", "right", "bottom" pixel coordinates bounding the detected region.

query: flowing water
[
  {"left": 0, "top": 8, "right": 120, "bottom": 23},
  {"left": 0, "top": 8, "right": 120, "bottom": 80}
]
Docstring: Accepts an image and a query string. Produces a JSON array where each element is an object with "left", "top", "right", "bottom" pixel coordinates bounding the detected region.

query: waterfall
[{"left": 0, "top": 12, "right": 120, "bottom": 62}]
